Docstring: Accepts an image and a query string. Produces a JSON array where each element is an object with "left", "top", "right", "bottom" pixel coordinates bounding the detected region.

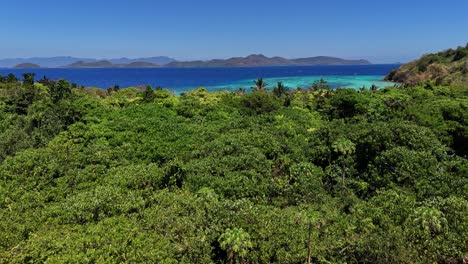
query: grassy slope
[{"left": 385, "top": 44, "right": 468, "bottom": 85}]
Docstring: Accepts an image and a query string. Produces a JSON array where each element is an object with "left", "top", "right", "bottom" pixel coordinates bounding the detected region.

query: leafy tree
[
  {"left": 452, "top": 46, "right": 467, "bottom": 61},
  {"left": 37, "top": 75, "right": 55, "bottom": 87},
  {"left": 405, "top": 206, "right": 452, "bottom": 262},
  {"left": 22, "top": 73, "right": 35, "bottom": 87},
  {"left": 6, "top": 73, "right": 18, "bottom": 83},
  {"left": 142, "top": 85, "right": 155, "bottom": 103},
  {"left": 50, "top": 79, "right": 72, "bottom": 103},
  {"left": 219, "top": 228, "right": 253, "bottom": 264},
  {"left": 240, "top": 91, "right": 281, "bottom": 114}
]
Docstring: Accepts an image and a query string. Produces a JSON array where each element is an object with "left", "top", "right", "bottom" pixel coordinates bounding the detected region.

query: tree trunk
[
  {"left": 307, "top": 222, "right": 312, "bottom": 264},
  {"left": 229, "top": 251, "right": 234, "bottom": 264},
  {"left": 341, "top": 161, "right": 346, "bottom": 188}
]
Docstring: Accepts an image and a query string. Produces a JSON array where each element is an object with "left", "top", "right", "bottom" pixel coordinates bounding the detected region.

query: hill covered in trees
[
  {"left": 385, "top": 44, "right": 468, "bottom": 85},
  {"left": 0, "top": 71, "right": 467, "bottom": 263}
]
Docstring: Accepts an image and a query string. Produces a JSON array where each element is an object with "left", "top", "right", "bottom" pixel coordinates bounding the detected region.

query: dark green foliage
[
  {"left": 6, "top": 73, "right": 18, "bottom": 83},
  {"left": 330, "top": 89, "right": 369, "bottom": 118},
  {"left": 272, "top": 81, "right": 289, "bottom": 97},
  {"left": 240, "top": 91, "right": 281, "bottom": 114},
  {"left": 0, "top": 78, "right": 101, "bottom": 163},
  {"left": 252, "top": 78, "right": 268, "bottom": 91},
  {"left": 50, "top": 79, "right": 72, "bottom": 103},
  {"left": 0, "top": 75, "right": 467, "bottom": 263},
  {"left": 142, "top": 84, "right": 155, "bottom": 103},
  {"left": 22, "top": 73, "right": 35, "bottom": 86},
  {"left": 312, "top": 78, "right": 331, "bottom": 91},
  {"left": 37, "top": 75, "right": 54, "bottom": 87},
  {"left": 453, "top": 46, "right": 468, "bottom": 61}
]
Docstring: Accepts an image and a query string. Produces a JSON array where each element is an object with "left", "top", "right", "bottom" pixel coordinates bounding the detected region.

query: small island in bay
[{"left": 13, "top": 63, "right": 41, "bottom": 69}]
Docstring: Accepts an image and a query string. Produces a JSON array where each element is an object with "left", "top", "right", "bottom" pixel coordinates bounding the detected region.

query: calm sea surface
[{"left": 0, "top": 64, "right": 399, "bottom": 93}]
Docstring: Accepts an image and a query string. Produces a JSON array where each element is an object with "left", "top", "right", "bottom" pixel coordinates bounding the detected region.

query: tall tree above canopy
[{"left": 252, "top": 78, "right": 268, "bottom": 92}]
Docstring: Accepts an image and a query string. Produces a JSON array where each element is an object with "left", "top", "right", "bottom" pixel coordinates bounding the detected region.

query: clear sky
[{"left": 0, "top": 0, "right": 467, "bottom": 63}]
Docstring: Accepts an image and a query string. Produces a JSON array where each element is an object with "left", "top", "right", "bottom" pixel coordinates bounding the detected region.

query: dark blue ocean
[{"left": 0, "top": 64, "right": 399, "bottom": 92}]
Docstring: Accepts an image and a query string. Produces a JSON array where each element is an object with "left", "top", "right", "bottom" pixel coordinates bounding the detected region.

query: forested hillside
[
  {"left": 385, "top": 44, "right": 468, "bottom": 86},
  {"left": 0, "top": 73, "right": 467, "bottom": 263}
]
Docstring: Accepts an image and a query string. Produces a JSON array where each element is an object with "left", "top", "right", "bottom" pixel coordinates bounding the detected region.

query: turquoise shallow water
[
  {"left": 205, "top": 75, "right": 393, "bottom": 92},
  {"left": 0, "top": 64, "right": 399, "bottom": 92}
]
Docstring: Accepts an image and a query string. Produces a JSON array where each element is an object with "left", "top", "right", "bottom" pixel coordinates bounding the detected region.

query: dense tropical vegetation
[{"left": 0, "top": 66, "right": 467, "bottom": 263}]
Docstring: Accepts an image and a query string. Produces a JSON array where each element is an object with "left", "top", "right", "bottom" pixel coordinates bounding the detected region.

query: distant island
[
  {"left": 1, "top": 55, "right": 371, "bottom": 68},
  {"left": 164, "top": 55, "right": 370, "bottom": 67},
  {"left": 65, "top": 60, "right": 160, "bottom": 68},
  {"left": 13, "top": 63, "right": 41, "bottom": 69},
  {"left": 385, "top": 44, "right": 467, "bottom": 85}
]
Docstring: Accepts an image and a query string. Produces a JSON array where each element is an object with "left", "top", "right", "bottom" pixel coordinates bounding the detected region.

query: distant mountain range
[
  {"left": 1, "top": 55, "right": 371, "bottom": 68},
  {"left": 165, "top": 55, "right": 370, "bottom": 67},
  {"left": 0, "top": 56, "right": 175, "bottom": 68}
]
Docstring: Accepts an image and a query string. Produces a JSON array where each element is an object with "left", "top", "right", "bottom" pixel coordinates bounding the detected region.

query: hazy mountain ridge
[
  {"left": 1, "top": 55, "right": 370, "bottom": 68},
  {"left": 0, "top": 57, "right": 96, "bottom": 68},
  {"left": 166, "top": 54, "right": 371, "bottom": 67},
  {"left": 108, "top": 57, "right": 174, "bottom": 65},
  {"left": 290, "top": 56, "right": 370, "bottom": 65},
  {"left": 0, "top": 56, "right": 175, "bottom": 68}
]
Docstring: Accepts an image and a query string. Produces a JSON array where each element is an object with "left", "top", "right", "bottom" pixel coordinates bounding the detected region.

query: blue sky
[{"left": 0, "top": 0, "right": 467, "bottom": 63}]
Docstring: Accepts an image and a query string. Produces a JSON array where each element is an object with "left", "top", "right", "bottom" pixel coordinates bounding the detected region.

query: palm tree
[
  {"left": 252, "top": 78, "right": 268, "bottom": 92},
  {"left": 273, "top": 81, "right": 289, "bottom": 97},
  {"left": 332, "top": 138, "right": 356, "bottom": 189},
  {"left": 312, "top": 80, "right": 319, "bottom": 91},
  {"left": 319, "top": 78, "right": 331, "bottom": 90},
  {"left": 236, "top": 88, "right": 246, "bottom": 95},
  {"left": 219, "top": 228, "right": 253, "bottom": 264}
]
